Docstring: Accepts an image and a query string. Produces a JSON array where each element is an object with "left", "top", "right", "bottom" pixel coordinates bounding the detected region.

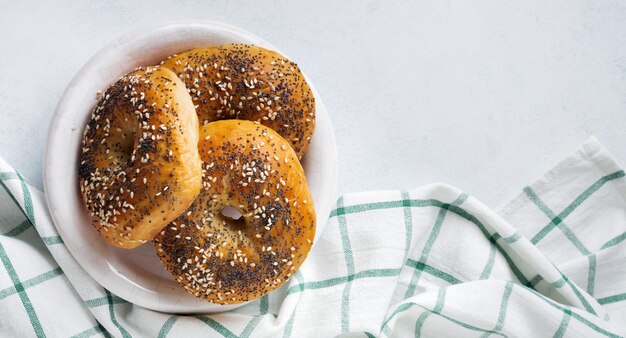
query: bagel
[
  {"left": 160, "top": 44, "right": 315, "bottom": 158},
  {"left": 153, "top": 120, "right": 316, "bottom": 304},
  {"left": 79, "top": 66, "right": 203, "bottom": 249}
]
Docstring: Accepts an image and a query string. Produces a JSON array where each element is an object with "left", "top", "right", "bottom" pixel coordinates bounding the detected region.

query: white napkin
[{"left": 0, "top": 137, "right": 624, "bottom": 337}]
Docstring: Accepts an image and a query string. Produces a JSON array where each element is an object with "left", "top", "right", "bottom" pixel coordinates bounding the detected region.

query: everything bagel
[
  {"left": 153, "top": 120, "right": 316, "bottom": 304},
  {"left": 160, "top": 44, "right": 316, "bottom": 158},
  {"left": 79, "top": 66, "right": 203, "bottom": 249}
]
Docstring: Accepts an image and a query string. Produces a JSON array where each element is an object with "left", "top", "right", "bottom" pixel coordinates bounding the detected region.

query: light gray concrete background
[{"left": 1, "top": 0, "right": 625, "bottom": 208}]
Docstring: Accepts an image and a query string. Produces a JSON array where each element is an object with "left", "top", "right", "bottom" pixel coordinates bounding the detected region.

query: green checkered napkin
[{"left": 1, "top": 136, "right": 625, "bottom": 337}]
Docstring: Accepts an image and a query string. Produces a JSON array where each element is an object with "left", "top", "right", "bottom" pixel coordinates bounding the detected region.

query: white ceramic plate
[{"left": 44, "top": 21, "right": 337, "bottom": 313}]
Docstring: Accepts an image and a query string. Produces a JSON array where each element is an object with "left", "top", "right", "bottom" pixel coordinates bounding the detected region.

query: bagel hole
[
  {"left": 107, "top": 113, "right": 136, "bottom": 167},
  {"left": 221, "top": 205, "right": 243, "bottom": 221}
]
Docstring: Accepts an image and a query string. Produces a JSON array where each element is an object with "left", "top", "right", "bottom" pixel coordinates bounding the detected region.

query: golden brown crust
[
  {"left": 79, "top": 66, "right": 203, "bottom": 249},
  {"left": 160, "top": 44, "right": 315, "bottom": 158},
  {"left": 153, "top": 120, "right": 316, "bottom": 304}
]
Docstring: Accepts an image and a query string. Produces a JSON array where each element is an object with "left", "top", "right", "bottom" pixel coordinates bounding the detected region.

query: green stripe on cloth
[
  {"left": 557, "top": 169, "right": 625, "bottom": 214},
  {"left": 100, "top": 323, "right": 112, "bottom": 338},
  {"left": 71, "top": 323, "right": 111, "bottom": 338},
  {"left": 16, "top": 172, "right": 36, "bottom": 225},
  {"left": 514, "top": 284, "right": 620, "bottom": 338},
  {"left": 528, "top": 171, "right": 625, "bottom": 244},
  {"left": 71, "top": 326, "right": 101, "bottom": 338},
  {"left": 105, "top": 289, "right": 131, "bottom": 338},
  {"left": 524, "top": 187, "right": 592, "bottom": 255},
  {"left": 413, "top": 311, "right": 431, "bottom": 337},
  {"left": 194, "top": 315, "right": 238, "bottom": 338},
  {"left": 380, "top": 303, "right": 413, "bottom": 335},
  {"left": 3, "top": 219, "right": 32, "bottom": 237},
  {"left": 527, "top": 275, "right": 543, "bottom": 289},
  {"left": 333, "top": 196, "right": 531, "bottom": 285},
  {"left": 503, "top": 233, "right": 521, "bottom": 244},
  {"left": 0, "top": 173, "right": 38, "bottom": 246},
  {"left": 336, "top": 196, "right": 355, "bottom": 333},
  {"left": 260, "top": 294, "right": 269, "bottom": 314},
  {"left": 0, "top": 241, "right": 45, "bottom": 337},
  {"left": 416, "top": 302, "right": 505, "bottom": 337},
  {"left": 282, "top": 270, "right": 304, "bottom": 338},
  {"left": 491, "top": 232, "right": 523, "bottom": 244},
  {"left": 0, "top": 267, "right": 63, "bottom": 300},
  {"left": 414, "top": 288, "right": 447, "bottom": 337},
  {"left": 282, "top": 307, "right": 297, "bottom": 338},
  {"left": 601, "top": 232, "right": 626, "bottom": 250},
  {"left": 157, "top": 316, "right": 178, "bottom": 338},
  {"left": 587, "top": 254, "right": 597, "bottom": 295},
  {"left": 381, "top": 323, "right": 392, "bottom": 336},
  {"left": 557, "top": 268, "right": 597, "bottom": 316},
  {"left": 331, "top": 199, "right": 420, "bottom": 217},
  {"left": 479, "top": 243, "right": 497, "bottom": 279},
  {"left": 404, "top": 193, "right": 467, "bottom": 298},
  {"left": 552, "top": 309, "right": 571, "bottom": 338},
  {"left": 434, "top": 287, "right": 447, "bottom": 312},
  {"left": 597, "top": 293, "right": 626, "bottom": 305},
  {"left": 0, "top": 180, "right": 33, "bottom": 227},
  {"left": 382, "top": 301, "right": 505, "bottom": 337},
  {"left": 0, "top": 285, "right": 15, "bottom": 300},
  {"left": 238, "top": 295, "right": 267, "bottom": 338},
  {"left": 401, "top": 191, "right": 413, "bottom": 259},
  {"left": 347, "top": 267, "right": 376, "bottom": 330},
  {"left": 41, "top": 236, "right": 64, "bottom": 245},
  {"left": 455, "top": 212, "right": 530, "bottom": 286},
  {"left": 239, "top": 316, "right": 264, "bottom": 338},
  {"left": 286, "top": 268, "right": 400, "bottom": 296},
  {"left": 330, "top": 197, "right": 464, "bottom": 218},
  {"left": 550, "top": 278, "right": 565, "bottom": 289},
  {"left": 404, "top": 205, "right": 449, "bottom": 297},
  {"left": 85, "top": 295, "right": 128, "bottom": 308},
  {"left": 0, "top": 171, "right": 19, "bottom": 180},
  {"left": 481, "top": 282, "right": 513, "bottom": 337},
  {"left": 405, "top": 259, "right": 462, "bottom": 285}
]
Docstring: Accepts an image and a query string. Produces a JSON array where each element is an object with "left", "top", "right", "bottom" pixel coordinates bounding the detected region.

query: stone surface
[{"left": 1, "top": 0, "right": 625, "bottom": 208}]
